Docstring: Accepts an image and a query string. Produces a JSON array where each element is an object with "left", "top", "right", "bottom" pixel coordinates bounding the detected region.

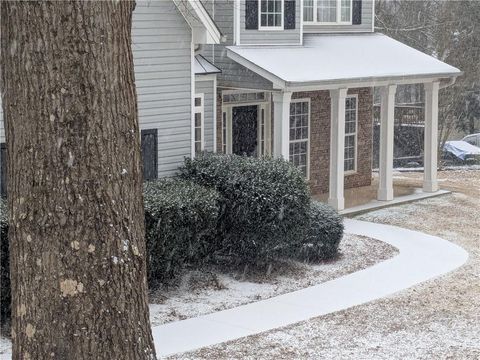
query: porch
[
  {"left": 314, "top": 173, "right": 451, "bottom": 216},
  {"left": 226, "top": 33, "right": 461, "bottom": 211}
]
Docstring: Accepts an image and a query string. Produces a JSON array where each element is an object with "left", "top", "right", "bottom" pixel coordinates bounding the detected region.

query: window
[
  {"left": 194, "top": 94, "right": 204, "bottom": 155},
  {"left": 289, "top": 100, "right": 310, "bottom": 177},
  {"left": 258, "top": 108, "right": 266, "bottom": 156},
  {"left": 304, "top": 0, "right": 352, "bottom": 24},
  {"left": 259, "top": 0, "right": 283, "bottom": 29},
  {"left": 141, "top": 129, "right": 158, "bottom": 181},
  {"left": 344, "top": 95, "right": 357, "bottom": 173},
  {"left": 222, "top": 111, "right": 227, "bottom": 153}
]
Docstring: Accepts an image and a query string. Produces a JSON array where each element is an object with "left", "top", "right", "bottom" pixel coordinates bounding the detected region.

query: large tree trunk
[{"left": 0, "top": 1, "right": 156, "bottom": 358}]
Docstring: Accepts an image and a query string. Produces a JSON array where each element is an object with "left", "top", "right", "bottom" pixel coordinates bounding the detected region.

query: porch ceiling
[{"left": 227, "top": 33, "right": 462, "bottom": 91}]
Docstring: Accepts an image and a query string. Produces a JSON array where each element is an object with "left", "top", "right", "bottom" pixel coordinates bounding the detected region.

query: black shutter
[
  {"left": 352, "top": 0, "right": 362, "bottom": 25},
  {"left": 0, "top": 143, "right": 6, "bottom": 198},
  {"left": 284, "top": 0, "right": 296, "bottom": 29},
  {"left": 141, "top": 129, "right": 158, "bottom": 181},
  {"left": 245, "top": 0, "right": 259, "bottom": 30}
]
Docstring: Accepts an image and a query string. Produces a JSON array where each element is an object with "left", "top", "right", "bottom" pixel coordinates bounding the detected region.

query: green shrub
[
  {"left": 292, "top": 201, "right": 344, "bottom": 261},
  {"left": 0, "top": 198, "right": 10, "bottom": 333},
  {"left": 144, "top": 178, "right": 222, "bottom": 286},
  {"left": 179, "top": 154, "right": 311, "bottom": 264}
]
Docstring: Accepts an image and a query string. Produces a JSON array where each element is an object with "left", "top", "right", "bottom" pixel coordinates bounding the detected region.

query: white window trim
[
  {"left": 344, "top": 94, "right": 358, "bottom": 175},
  {"left": 194, "top": 93, "right": 205, "bottom": 156},
  {"left": 258, "top": 0, "right": 284, "bottom": 31},
  {"left": 289, "top": 98, "right": 311, "bottom": 180},
  {"left": 303, "top": 0, "right": 353, "bottom": 25}
]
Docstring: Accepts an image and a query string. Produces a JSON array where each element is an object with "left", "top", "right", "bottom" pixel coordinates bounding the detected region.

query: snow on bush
[
  {"left": 144, "top": 179, "right": 222, "bottom": 287},
  {"left": 180, "top": 154, "right": 311, "bottom": 265},
  {"left": 288, "top": 201, "right": 344, "bottom": 261}
]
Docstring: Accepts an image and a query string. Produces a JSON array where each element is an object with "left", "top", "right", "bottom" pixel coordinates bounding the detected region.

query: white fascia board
[
  {"left": 284, "top": 73, "right": 462, "bottom": 92},
  {"left": 174, "top": 0, "right": 222, "bottom": 45},
  {"left": 226, "top": 48, "right": 286, "bottom": 89}
]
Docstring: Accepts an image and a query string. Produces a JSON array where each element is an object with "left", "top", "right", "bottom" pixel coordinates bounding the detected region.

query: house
[{"left": 0, "top": 0, "right": 462, "bottom": 212}]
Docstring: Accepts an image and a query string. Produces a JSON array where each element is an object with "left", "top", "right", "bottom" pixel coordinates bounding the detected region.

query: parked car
[
  {"left": 443, "top": 140, "right": 480, "bottom": 164},
  {"left": 462, "top": 133, "right": 480, "bottom": 147}
]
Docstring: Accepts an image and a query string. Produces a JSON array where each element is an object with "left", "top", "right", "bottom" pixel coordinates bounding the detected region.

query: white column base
[
  {"left": 328, "top": 197, "right": 345, "bottom": 211},
  {"left": 377, "top": 187, "right": 394, "bottom": 201},
  {"left": 423, "top": 180, "right": 439, "bottom": 193}
]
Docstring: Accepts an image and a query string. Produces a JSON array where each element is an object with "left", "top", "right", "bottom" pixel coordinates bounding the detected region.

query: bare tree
[
  {"left": 1, "top": 1, "right": 156, "bottom": 359},
  {"left": 376, "top": 0, "right": 480, "bottom": 154}
]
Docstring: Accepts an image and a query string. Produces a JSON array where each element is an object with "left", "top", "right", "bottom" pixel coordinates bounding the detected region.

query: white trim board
[{"left": 150, "top": 218, "right": 468, "bottom": 357}]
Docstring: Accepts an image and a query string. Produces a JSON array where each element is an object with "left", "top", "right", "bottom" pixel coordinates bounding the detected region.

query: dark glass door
[{"left": 232, "top": 105, "right": 258, "bottom": 156}]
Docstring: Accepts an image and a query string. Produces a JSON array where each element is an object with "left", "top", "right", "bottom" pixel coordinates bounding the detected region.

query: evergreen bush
[
  {"left": 144, "top": 178, "right": 222, "bottom": 286},
  {"left": 180, "top": 154, "right": 311, "bottom": 264},
  {"left": 292, "top": 201, "right": 344, "bottom": 261}
]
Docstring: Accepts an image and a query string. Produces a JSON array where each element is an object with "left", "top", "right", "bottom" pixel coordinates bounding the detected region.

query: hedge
[
  {"left": 144, "top": 178, "right": 222, "bottom": 286},
  {"left": 291, "top": 201, "right": 344, "bottom": 261},
  {"left": 180, "top": 154, "right": 311, "bottom": 264}
]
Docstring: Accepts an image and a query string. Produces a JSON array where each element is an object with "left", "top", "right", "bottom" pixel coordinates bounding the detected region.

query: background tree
[
  {"left": 376, "top": 0, "right": 480, "bottom": 150},
  {"left": 0, "top": 1, "right": 156, "bottom": 358}
]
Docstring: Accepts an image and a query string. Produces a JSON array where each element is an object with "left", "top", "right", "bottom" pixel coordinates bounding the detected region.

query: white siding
[
  {"left": 133, "top": 0, "right": 193, "bottom": 177},
  {"left": 195, "top": 78, "right": 216, "bottom": 152}
]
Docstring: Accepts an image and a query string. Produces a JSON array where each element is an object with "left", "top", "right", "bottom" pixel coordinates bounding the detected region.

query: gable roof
[
  {"left": 174, "top": 0, "right": 223, "bottom": 44},
  {"left": 227, "top": 33, "right": 462, "bottom": 90}
]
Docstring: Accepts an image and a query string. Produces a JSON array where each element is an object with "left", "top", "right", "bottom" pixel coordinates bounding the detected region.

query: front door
[{"left": 232, "top": 105, "right": 258, "bottom": 156}]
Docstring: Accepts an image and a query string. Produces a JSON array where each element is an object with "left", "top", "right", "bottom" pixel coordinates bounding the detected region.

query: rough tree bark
[{"left": 0, "top": 1, "right": 156, "bottom": 359}]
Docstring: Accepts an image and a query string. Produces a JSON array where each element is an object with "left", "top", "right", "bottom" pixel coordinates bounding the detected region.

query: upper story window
[
  {"left": 304, "top": 0, "right": 353, "bottom": 24},
  {"left": 259, "top": 0, "right": 284, "bottom": 29}
]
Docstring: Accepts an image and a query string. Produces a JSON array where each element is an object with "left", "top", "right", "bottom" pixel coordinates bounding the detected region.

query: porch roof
[
  {"left": 227, "top": 33, "right": 462, "bottom": 90},
  {"left": 194, "top": 54, "right": 221, "bottom": 75}
]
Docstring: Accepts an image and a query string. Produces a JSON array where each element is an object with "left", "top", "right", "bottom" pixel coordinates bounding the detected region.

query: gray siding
[
  {"left": 304, "top": 0, "right": 374, "bottom": 33},
  {"left": 240, "top": 0, "right": 302, "bottom": 45},
  {"left": 203, "top": 1, "right": 274, "bottom": 90},
  {"left": 195, "top": 78, "right": 216, "bottom": 152},
  {"left": 133, "top": 0, "right": 192, "bottom": 177}
]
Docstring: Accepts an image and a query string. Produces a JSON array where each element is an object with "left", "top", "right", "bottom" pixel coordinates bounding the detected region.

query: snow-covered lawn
[
  {"left": 149, "top": 233, "right": 397, "bottom": 327},
  {"left": 170, "top": 169, "right": 480, "bottom": 359}
]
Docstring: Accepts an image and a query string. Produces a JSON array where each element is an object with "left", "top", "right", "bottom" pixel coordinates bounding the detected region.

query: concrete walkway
[{"left": 152, "top": 219, "right": 468, "bottom": 357}]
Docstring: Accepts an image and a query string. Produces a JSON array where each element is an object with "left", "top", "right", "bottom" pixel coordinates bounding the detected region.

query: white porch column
[
  {"left": 377, "top": 84, "right": 397, "bottom": 201},
  {"left": 328, "top": 88, "right": 348, "bottom": 211},
  {"left": 424, "top": 81, "right": 440, "bottom": 192},
  {"left": 272, "top": 91, "right": 293, "bottom": 159}
]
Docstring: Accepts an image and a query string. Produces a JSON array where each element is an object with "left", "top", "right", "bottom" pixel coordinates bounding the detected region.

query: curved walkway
[{"left": 152, "top": 219, "right": 469, "bottom": 357}]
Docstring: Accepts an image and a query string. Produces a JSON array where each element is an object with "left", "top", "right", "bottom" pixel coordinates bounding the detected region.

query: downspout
[{"left": 439, "top": 76, "right": 458, "bottom": 89}]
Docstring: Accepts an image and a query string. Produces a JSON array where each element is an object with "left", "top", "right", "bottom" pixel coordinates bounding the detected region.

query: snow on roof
[
  {"left": 227, "top": 33, "right": 461, "bottom": 88},
  {"left": 194, "top": 54, "right": 221, "bottom": 75}
]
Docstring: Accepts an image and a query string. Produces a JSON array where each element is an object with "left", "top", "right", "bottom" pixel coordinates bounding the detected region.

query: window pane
[
  {"left": 303, "top": 0, "right": 314, "bottom": 21},
  {"left": 195, "top": 112, "right": 202, "bottom": 127},
  {"left": 195, "top": 97, "right": 202, "bottom": 107}
]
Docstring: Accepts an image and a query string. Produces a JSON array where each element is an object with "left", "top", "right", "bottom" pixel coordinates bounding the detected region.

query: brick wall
[
  {"left": 292, "top": 88, "right": 373, "bottom": 195},
  {"left": 216, "top": 88, "right": 374, "bottom": 195}
]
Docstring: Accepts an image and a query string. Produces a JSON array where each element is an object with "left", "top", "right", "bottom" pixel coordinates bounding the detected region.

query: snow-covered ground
[
  {"left": 174, "top": 170, "right": 479, "bottom": 359},
  {"left": 149, "top": 233, "right": 397, "bottom": 327}
]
